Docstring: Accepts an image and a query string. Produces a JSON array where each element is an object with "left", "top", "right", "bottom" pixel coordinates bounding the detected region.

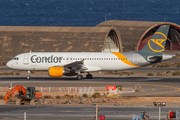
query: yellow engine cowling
[{"left": 48, "top": 67, "right": 64, "bottom": 77}]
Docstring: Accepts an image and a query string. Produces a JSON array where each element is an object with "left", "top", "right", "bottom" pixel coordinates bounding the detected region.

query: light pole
[{"left": 153, "top": 102, "right": 166, "bottom": 120}]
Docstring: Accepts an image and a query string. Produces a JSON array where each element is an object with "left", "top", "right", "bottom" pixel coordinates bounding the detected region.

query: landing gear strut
[
  {"left": 27, "top": 71, "right": 31, "bottom": 80},
  {"left": 86, "top": 73, "right": 93, "bottom": 79},
  {"left": 77, "top": 75, "right": 83, "bottom": 80}
]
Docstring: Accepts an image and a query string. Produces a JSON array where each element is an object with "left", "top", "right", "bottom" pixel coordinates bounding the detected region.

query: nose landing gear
[
  {"left": 77, "top": 75, "right": 83, "bottom": 80},
  {"left": 26, "top": 71, "right": 31, "bottom": 80}
]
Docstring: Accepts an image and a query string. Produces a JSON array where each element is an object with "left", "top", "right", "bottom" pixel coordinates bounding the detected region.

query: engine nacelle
[{"left": 48, "top": 67, "right": 64, "bottom": 77}]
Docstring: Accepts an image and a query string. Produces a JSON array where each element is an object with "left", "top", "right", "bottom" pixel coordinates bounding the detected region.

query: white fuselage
[
  {"left": 6, "top": 52, "right": 173, "bottom": 73},
  {"left": 6, "top": 52, "right": 143, "bottom": 72}
]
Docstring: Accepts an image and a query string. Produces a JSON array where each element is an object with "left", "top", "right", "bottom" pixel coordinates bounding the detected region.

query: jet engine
[{"left": 48, "top": 67, "right": 64, "bottom": 77}]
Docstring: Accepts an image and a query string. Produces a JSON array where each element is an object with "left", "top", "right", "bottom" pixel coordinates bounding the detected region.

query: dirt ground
[{"left": 1, "top": 89, "right": 180, "bottom": 106}]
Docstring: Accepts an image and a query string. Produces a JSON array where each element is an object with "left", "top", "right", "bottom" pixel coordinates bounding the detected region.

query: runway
[{"left": 0, "top": 105, "right": 180, "bottom": 120}]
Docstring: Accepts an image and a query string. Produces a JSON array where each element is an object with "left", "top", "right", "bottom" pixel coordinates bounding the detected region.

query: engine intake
[{"left": 48, "top": 67, "right": 64, "bottom": 77}]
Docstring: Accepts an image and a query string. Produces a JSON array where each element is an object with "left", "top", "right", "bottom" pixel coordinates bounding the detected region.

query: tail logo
[{"left": 148, "top": 32, "right": 167, "bottom": 52}]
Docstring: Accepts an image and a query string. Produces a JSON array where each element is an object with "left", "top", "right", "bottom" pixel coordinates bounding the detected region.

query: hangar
[
  {"left": 97, "top": 20, "right": 180, "bottom": 51},
  {"left": 0, "top": 20, "right": 180, "bottom": 63}
]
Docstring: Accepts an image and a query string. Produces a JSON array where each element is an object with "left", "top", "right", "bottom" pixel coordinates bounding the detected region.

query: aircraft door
[
  {"left": 23, "top": 54, "right": 29, "bottom": 65},
  {"left": 133, "top": 54, "right": 138, "bottom": 64}
]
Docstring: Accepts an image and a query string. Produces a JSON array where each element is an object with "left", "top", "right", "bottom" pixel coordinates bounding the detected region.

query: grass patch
[
  {"left": 2, "top": 72, "right": 14, "bottom": 75},
  {"left": 172, "top": 71, "right": 180, "bottom": 75},
  {"left": 122, "top": 71, "right": 130, "bottom": 75},
  {"left": 0, "top": 95, "right": 4, "bottom": 99},
  {"left": 156, "top": 72, "right": 163, "bottom": 76},
  {"left": 147, "top": 73, "right": 154, "bottom": 76},
  {"left": 63, "top": 94, "right": 72, "bottom": 99},
  {"left": 44, "top": 95, "right": 53, "bottom": 99},
  {"left": 16, "top": 72, "right": 20, "bottom": 75},
  {"left": 91, "top": 92, "right": 101, "bottom": 98},
  {"left": 166, "top": 71, "right": 171, "bottom": 74},
  {"left": 114, "top": 72, "right": 123, "bottom": 76},
  {"left": 82, "top": 94, "right": 88, "bottom": 98},
  {"left": 31, "top": 71, "right": 35, "bottom": 74},
  {"left": 9, "top": 72, "right": 14, "bottom": 75},
  {"left": 56, "top": 95, "right": 61, "bottom": 99},
  {"left": 130, "top": 72, "right": 134, "bottom": 75},
  {"left": 175, "top": 62, "right": 180, "bottom": 68}
]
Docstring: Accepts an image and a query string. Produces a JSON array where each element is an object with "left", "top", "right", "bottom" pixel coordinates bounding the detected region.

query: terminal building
[{"left": 0, "top": 20, "right": 180, "bottom": 63}]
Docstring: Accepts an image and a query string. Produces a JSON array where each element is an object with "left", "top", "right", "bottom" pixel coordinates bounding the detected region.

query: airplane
[{"left": 6, "top": 25, "right": 174, "bottom": 80}]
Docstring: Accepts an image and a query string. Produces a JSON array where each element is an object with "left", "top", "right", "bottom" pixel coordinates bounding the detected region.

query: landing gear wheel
[
  {"left": 86, "top": 74, "right": 93, "bottom": 79},
  {"left": 77, "top": 75, "right": 83, "bottom": 80},
  {"left": 27, "top": 70, "right": 31, "bottom": 80},
  {"left": 27, "top": 76, "right": 30, "bottom": 80}
]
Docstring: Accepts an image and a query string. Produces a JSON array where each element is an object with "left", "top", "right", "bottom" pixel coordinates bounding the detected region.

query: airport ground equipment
[
  {"left": 4, "top": 85, "right": 42, "bottom": 104},
  {"left": 93, "top": 115, "right": 105, "bottom": 120},
  {"left": 167, "top": 110, "right": 178, "bottom": 120}
]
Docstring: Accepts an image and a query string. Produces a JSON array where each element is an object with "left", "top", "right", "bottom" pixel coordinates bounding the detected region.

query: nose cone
[{"left": 6, "top": 61, "right": 12, "bottom": 68}]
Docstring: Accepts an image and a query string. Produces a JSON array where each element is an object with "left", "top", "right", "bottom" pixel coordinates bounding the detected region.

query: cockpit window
[{"left": 13, "top": 57, "right": 19, "bottom": 60}]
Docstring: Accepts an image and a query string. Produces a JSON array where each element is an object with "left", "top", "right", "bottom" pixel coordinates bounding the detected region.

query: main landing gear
[
  {"left": 76, "top": 73, "right": 93, "bottom": 80},
  {"left": 27, "top": 70, "right": 31, "bottom": 80},
  {"left": 86, "top": 73, "right": 93, "bottom": 79}
]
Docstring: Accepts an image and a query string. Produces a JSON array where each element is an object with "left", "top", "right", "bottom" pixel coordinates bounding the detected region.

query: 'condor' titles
[{"left": 31, "top": 55, "right": 63, "bottom": 63}]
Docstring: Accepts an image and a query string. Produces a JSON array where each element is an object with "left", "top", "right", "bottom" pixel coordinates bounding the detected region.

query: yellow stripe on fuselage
[{"left": 112, "top": 52, "right": 141, "bottom": 67}]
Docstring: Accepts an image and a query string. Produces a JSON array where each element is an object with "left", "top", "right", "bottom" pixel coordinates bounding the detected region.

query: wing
[{"left": 55, "top": 60, "right": 87, "bottom": 73}]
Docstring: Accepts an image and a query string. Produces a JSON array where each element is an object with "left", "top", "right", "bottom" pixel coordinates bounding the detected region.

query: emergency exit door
[{"left": 23, "top": 54, "right": 29, "bottom": 65}]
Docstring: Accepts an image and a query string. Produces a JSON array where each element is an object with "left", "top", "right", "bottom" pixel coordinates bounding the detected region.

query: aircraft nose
[{"left": 6, "top": 61, "right": 12, "bottom": 68}]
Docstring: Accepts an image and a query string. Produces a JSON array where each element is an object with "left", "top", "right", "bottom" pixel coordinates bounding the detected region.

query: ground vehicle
[{"left": 4, "top": 85, "right": 42, "bottom": 104}]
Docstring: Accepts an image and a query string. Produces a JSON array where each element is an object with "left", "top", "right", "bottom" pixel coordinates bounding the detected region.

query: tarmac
[
  {"left": 0, "top": 105, "right": 180, "bottom": 120},
  {"left": 1, "top": 76, "right": 180, "bottom": 97}
]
